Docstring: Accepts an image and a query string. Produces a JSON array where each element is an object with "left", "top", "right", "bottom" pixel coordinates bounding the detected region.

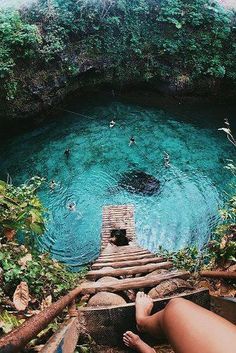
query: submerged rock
[{"left": 118, "top": 170, "right": 160, "bottom": 196}]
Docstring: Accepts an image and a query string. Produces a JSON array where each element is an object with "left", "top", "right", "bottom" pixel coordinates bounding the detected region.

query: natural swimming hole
[{"left": 0, "top": 95, "right": 235, "bottom": 270}]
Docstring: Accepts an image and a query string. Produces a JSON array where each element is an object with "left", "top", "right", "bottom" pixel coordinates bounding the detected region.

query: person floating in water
[
  {"left": 224, "top": 118, "right": 230, "bottom": 127},
  {"left": 218, "top": 118, "right": 236, "bottom": 147},
  {"left": 64, "top": 148, "right": 70, "bottom": 158},
  {"left": 68, "top": 202, "right": 76, "bottom": 211},
  {"left": 49, "top": 180, "right": 57, "bottom": 189},
  {"left": 110, "top": 120, "right": 116, "bottom": 128},
  {"left": 164, "top": 151, "right": 170, "bottom": 168},
  {"left": 129, "top": 136, "right": 136, "bottom": 146}
]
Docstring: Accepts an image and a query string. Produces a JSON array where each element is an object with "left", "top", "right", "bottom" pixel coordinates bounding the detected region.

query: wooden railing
[{"left": 0, "top": 287, "right": 82, "bottom": 353}]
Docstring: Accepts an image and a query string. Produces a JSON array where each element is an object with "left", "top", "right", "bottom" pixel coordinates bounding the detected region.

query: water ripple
[{"left": 0, "top": 100, "right": 234, "bottom": 269}]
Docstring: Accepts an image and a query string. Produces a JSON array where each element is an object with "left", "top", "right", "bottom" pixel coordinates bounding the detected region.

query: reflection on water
[{"left": 0, "top": 98, "right": 235, "bottom": 270}]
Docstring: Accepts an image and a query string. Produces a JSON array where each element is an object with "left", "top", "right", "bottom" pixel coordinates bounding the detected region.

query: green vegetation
[
  {"left": 0, "top": 176, "right": 45, "bottom": 246},
  {"left": 0, "top": 0, "right": 236, "bottom": 117},
  {"left": 0, "top": 243, "right": 81, "bottom": 303},
  {"left": 0, "top": 178, "right": 83, "bottom": 317},
  {"left": 0, "top": 10, "right": 41, "bottom": 100},
  {"left": 158, "top": 176, "right": 236, "bottom": 273}
]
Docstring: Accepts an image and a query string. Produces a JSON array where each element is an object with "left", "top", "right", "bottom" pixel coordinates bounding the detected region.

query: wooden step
[
  {"left": 87, "top": 261, "right": 172, "bottom": 280},
  {"left": 96, "top": 253, "right": 154, "bottom": 263},
  {"left": 79, "top": 288, "right": 209, "bottom": 347},
  {"left": 101, "top": 246, "right": 143, "bottom": 254},
  {"left": 100, "top": 249, "right": 150, "bottom": 258},
  {"left": 82, "top": 270, "right": 189, "bottom": 294},
  {"left": 92, "top": 257, "right": 165, "bottom": 270}
]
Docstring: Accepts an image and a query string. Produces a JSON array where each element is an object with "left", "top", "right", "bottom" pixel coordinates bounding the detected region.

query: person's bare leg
[
  {"left": 123, "top": 331, "right": 155, "bottom": 353},
  {"left": 135, "top": 294, "right": 236, "bottom": 353},
  {"left": 135, "top": 291, "right": 165, "bottom": 338}
]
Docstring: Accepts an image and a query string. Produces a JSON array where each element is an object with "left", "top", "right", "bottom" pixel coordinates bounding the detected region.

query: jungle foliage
[
  {"left": 0, "top": 243, "right": 80, "bottom": 302},
  {"left": 0, "top": 176, "right": 45, "bottom": 245},
  {"left": 0, "top": 0, "right": 236, "bottom": 102},
  {"left": 0, "top": 178, "right": 82, "bottom": 329}
]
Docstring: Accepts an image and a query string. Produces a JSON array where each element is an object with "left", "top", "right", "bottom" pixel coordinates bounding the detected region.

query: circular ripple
[{"left": 0, "top": 100, "right": 234, "bottom": 269}]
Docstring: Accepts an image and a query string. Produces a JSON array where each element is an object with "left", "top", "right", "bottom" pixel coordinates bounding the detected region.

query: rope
[{"left": 62, "top": 108, "right": 167, "bottom": 168}]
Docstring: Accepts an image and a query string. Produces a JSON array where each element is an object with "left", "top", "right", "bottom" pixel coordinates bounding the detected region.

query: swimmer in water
[
  {"left": 129, "top": 136, "right": 136, "bottom": 146},
  {"left": 49, "top": 180, "right": 56, "bottom": 189},
  {"left": 224, "top": 118, "right": 230, "bottom": 126},
  {"left": 110, "top": 120, "right": 116, "bottom": 128},
  {"left": 68, "top": 202, "right": 76, "bottom": 211},
  {"left": 164, "top": 151, "right": 170, "bottom": 168},
  {"left": 64, "top": 148, "right": 70, "bottom": 158}
]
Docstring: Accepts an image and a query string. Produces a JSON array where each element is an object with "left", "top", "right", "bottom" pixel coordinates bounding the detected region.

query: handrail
[
  {"left": 200, "top": 270, "right": 236, "bottom": 279},
  {"left": 0, "top": 286, "right": 82, "bottom": 353}
]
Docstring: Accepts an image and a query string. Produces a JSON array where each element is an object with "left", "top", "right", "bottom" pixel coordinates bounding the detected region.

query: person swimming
[
  {"left": 224, "top": 118, "right": 230, "bottom": 126},
  {"left": 164, "top": 151, "right": 170, "bottom": 168},
  {"left": 64, "top": 148, "right": 70, "bottom": 158},
  {"left": 49, "top": 180, "right": 56, "bottom": 189},
  {"left": 68, "top": 202, "right": 76, "bottom": 211},
  {"left": 110, "top": 120, "right": 116, "bottom": 128},
  {"left": 129, "top": 136, "right": 136, "bottom": 146}
]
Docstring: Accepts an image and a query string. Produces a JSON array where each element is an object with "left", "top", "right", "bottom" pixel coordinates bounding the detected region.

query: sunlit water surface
[{"left": 0, "top": 97, "right": 235, "bottom": 270}]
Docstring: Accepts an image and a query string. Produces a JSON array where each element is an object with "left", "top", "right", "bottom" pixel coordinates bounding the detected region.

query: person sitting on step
[{"left": 123, "top": 291, "right": 236, "bottom": 353}]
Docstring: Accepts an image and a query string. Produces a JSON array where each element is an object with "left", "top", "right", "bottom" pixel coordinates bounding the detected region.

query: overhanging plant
[{"left": 0, "top": 176, "right": 46, "bottom": 245}]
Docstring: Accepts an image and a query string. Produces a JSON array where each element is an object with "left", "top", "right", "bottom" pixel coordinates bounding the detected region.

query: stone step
[
  {"left": 81, "top": 270, "right": 190, "bottom": 294},
  {"left": 92, "top": 256, "right": 165, "bottom": 270},
  {"left": 87, "top": 261, "right": 173, "bottom": 280}
]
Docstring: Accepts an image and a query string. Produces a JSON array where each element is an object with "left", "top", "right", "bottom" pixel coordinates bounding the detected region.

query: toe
[
  {"left": 127, "top": 331, "right": 137, "bottom": 339},
  {"left": 126, "top": 330, "right": 134, "bottom": 336},
  {"left": 137, "top": 291, "right": 144, "bottom": 298},
  {"left": 123, "top": 331, "right": 130, "bottom": 336},
  {"left": 123, "top": 337, "right": 130, "bottom": 346}
]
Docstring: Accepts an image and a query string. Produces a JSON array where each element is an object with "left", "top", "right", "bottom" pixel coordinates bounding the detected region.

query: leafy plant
[
  {"left": 0, "top": 242, "right": 85, "bottom": 303},
  {"left": 157, "top": 245, "right": 206, "bottom": 272},
  {"left": 208, "top": 192, "right": 236, "bottom": 265},
  {"left": 1, "top": 0, "right": 236, "bottom": 106},
  {"left": 0, "top": 176, "right": 45, "bottom": 245},
  {"left": 0, "top": 310, "right": 24, "bottom": 334}
]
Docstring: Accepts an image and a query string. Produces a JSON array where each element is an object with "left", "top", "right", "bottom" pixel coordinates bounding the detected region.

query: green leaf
[{"left": 29, "top": 223, "right": 44, "bottom": 235}]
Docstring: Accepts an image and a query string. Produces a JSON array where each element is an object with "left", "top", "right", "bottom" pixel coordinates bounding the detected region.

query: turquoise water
[{"left": 0, "top": 96, "right": 235, "bottom": 269}]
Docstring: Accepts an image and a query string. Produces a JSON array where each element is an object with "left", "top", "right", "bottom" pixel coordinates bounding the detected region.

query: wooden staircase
[
  {"left": 78, "top": 205, "right": 210, "bottom": 348},
  {"left": 1, "top": 204, "right": 234, "bottom": 353}
]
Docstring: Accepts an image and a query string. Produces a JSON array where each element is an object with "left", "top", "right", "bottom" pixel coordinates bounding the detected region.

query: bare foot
[
  {"left": 123, "top": 331, "right": 155, "bottom": 353},
  {"left": 135, "top": 292, "right": 153, "bottom": 330}
]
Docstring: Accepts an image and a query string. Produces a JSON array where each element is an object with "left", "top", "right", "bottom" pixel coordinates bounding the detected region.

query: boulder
[
  {"left": 148, "top": 279, "right": 193, "bottom": 299},
  {"left": 97, "top": 276, "right": 119, "bottom": 283},
  {"left": 87, "top": 292, "right": 127, "bottom": 307},
  {"left": 145, "top": 269, "right": 169, "bottom": 278}
]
